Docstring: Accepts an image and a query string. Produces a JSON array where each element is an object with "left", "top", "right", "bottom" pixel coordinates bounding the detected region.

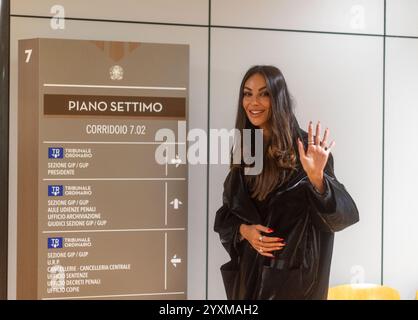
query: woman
[{"left": 214, "top": 65, "right": 359, "bottom": 300}]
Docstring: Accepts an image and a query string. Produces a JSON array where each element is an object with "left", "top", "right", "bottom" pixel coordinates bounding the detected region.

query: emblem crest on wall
[{"left": 109, "top": 65, "right": 124, "bottom": 81}]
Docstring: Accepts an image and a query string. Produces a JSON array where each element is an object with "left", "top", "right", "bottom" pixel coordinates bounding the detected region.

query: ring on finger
[
  {"left": 259, "top": 235, "right": 263, "bottom": 242},
  {"left": 259, "top": 247, "right": 263, "bottom": 253}
]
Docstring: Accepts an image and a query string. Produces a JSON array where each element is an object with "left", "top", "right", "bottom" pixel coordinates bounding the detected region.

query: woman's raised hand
[
  {"left": 297, "top": 121, "right": 335, "bottom": 192},
  {"left": 239, "top": 224, "right": 286, "bottom": 258}
]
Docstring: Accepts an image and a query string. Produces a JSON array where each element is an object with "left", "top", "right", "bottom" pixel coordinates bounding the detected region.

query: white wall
[
  {"left": 208, "top": 27, "right": 383, "bottom": 298},
  {"left": 9, "top": 0, "right": 418, "bottom": 299},
  {"left": 384, "top": 0, "right": 418, "bottom": 299}
]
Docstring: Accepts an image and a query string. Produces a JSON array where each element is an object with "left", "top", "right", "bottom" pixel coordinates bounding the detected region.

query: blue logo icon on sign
[
  {"left": 48, "top": 237, "right": 63, "bottom": 249},
  {"left": 48, "top": 147, "right": 64, "bottom": 159},
  {"left": 48, "top": 185, "right": 63, "bottom": 196}
]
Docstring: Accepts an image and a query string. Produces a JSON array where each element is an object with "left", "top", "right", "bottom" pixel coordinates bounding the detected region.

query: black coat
[{"left": 214, "top": 131, "right": 359, "bottom": 300}]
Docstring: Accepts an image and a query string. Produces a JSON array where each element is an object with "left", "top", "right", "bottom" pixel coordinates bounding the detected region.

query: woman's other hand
[
  {"left": 239, "top": 224, "right": 286, "bottom": 258},
  {"left": 297, "top": 121, "right": 335, "bottom": 193}
]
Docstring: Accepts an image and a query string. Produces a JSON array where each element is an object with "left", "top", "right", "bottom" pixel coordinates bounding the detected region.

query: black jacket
[{"left": 214, "top": 130, "right": 359, "bottom": 300}]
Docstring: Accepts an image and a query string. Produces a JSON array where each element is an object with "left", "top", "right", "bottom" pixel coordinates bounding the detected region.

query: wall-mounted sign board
[{"left": 17, "top": 38, "right": 188, "bottom": 300}]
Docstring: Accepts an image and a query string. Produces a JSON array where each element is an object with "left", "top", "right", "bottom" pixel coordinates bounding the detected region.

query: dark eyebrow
[{"left": 244, "top": 86, "right": 267, "bottom": 91}]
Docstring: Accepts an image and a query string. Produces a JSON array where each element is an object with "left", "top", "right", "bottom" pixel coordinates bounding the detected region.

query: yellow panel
[{"left": 328, "top": 284, "right": 400, "bottom": 300}]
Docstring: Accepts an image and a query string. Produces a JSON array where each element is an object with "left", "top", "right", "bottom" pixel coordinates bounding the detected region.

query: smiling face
[{"left": 242, "top": 73, "right": 272, "bottom": 131}]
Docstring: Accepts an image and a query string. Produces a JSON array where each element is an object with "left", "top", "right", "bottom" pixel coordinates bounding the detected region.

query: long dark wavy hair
[{"left": 232, "top": 65, "right": 300, "bottom": 201}]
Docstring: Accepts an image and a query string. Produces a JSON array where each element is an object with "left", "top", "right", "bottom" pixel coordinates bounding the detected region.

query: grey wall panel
[
  {"left": 384, "top": 38, "right": 418, "bottom": 300},
  {"left": 208, "top": 27, "right": 383, "bottom": 299},
  {"left": 387, "top": 0, "right": 418, "bottom": 37},
  {"left": 212, "top": 0, "right": 383, "bottom": 35},
  {"left": 11, "top": 0, "right": 208, "bottom": 25},
  {"left": 9, "top": 16, "right": 208, "bottom": 299},
  {"left": 0, "top": 0, "right": 10, "bottom": 300}
]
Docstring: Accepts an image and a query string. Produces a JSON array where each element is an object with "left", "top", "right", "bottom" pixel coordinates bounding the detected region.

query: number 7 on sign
[{"left": 25, "top": 49, "right": 32, "bottom": 63}]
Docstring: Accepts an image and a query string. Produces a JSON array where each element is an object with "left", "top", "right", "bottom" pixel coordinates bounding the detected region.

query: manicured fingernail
[
  {"left": 277, "top": 238, "right": 284, "bottom": 241},
  {"left": 267, "top": 228, "right": 273, "bottom": 232}
]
